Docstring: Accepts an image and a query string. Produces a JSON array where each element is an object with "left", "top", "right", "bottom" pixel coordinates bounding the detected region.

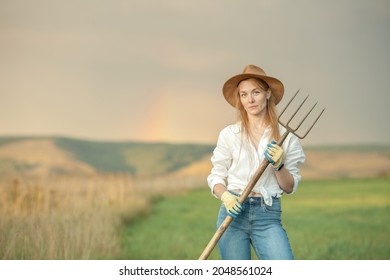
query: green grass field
[{"left": 119, "top": 177, "right": 390, "bottom": 260}]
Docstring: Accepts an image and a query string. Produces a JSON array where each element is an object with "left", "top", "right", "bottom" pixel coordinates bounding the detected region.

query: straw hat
[{"left": 222, "top": 64, "right": 284, "bottom": 107}]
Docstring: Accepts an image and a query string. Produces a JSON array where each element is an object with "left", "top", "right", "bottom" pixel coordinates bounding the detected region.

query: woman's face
[{"left": 238, "top": 79, "right": 271, "bottom": 117}]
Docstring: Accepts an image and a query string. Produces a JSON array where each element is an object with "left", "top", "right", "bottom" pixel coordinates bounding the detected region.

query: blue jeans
[{"left": 216, "top": 194, "right": 294, "bottom": 260}]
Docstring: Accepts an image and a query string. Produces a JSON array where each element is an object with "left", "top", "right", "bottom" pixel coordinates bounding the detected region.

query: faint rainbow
[{"left": 141, "top": 88, "right": 173, "bottom": 142}]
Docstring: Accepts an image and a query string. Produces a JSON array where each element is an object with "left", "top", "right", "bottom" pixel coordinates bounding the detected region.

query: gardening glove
[
  {"left": 264, "top": 140, "right": 285, "bottom": 170},
  {"left": 221, "top": 191, "right": 244, "bottom": 218}
]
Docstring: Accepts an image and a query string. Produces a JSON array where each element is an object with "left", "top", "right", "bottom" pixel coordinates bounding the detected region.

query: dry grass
[
  {"left": 0, "top": 170, "right": 205, "bottom": 260},
  {"left": 0, "top": 174, "right": 149, "bottom": 260}
]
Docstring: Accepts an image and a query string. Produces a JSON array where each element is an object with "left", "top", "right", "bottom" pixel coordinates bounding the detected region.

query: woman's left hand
[{"left": 264, "top": 140, "right": 284, "bottom": 170}]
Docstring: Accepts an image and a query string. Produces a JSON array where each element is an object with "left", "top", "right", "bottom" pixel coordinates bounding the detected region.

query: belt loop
[{"left": 261, "top": 197, "right": 266, "bottom": 210}]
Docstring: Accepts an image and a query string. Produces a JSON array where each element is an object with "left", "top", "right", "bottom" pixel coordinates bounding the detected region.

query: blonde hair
[{"left": 235, "top": 78, "right": 281, "bottom": 141}]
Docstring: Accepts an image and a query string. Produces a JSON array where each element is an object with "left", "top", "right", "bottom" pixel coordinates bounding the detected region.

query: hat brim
[{"left": 223, "top": 73, "right": 284, "bottom": 107}]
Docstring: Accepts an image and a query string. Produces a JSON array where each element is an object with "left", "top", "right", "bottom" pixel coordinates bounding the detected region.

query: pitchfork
[{"left": 198, "top": 89, "right": 325, "bottom": 260}]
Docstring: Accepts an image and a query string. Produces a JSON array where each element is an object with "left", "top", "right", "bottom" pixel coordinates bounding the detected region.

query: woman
[{"left": 207, "top": 64, "right": 305, "bottom": 260}]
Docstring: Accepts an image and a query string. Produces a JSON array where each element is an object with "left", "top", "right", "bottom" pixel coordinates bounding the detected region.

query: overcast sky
[{"left": 1, "top": 0, "right": 389, "bottom": 146}]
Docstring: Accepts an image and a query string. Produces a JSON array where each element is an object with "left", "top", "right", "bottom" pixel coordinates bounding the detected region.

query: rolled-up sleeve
[
  {"left": 207, "top": 129, "right": 232, "bottom": 197},
  {"left": 283, "top": 134, "right": 306, "bottom": 194}
]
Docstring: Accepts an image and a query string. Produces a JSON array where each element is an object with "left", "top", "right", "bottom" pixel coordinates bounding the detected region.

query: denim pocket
[
  {"left": 264, "top": 205, "right": 282, "bottom": 213},
  {"left": 264, "top": 198, "right": 282, "bottom": 213}
]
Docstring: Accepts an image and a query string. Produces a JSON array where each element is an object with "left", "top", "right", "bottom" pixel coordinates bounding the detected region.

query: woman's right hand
[{"left": 221, "top": 191, "right": 244, "bottom": 218}]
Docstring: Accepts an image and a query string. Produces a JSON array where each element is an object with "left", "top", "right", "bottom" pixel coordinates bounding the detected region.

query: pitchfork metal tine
[
  {"left": 285, "top": 95, "right": 309, "bottom": 128},
  {"left": 278, "top": 89, "right": 325, "bottom": 139},
  {"left": 278, "top": 89, "right": 300, "bottom": 118},
  {"left": 293, "top": 102, "right": 317, "bottom": 131},
  {"left": 295, "top": 107, "right": 325, "bottom": 139}
]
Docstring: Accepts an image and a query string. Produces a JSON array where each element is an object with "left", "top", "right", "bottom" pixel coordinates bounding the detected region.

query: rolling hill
[
  {"left": 0, "top": 136, "right": 389, "bottom": 179},
  {"left": 0, "top": 136, "right": 214, "bottom": 177}
]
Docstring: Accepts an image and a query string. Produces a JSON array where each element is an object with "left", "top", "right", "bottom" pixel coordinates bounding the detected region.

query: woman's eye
[{"left": 253, "top": 91, "right": 260, "bottom": 95}]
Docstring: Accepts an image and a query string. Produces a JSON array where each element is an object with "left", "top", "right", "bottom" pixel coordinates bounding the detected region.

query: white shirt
[{"left": 207, "top": 123, "right": 305, "bottom": 206}]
